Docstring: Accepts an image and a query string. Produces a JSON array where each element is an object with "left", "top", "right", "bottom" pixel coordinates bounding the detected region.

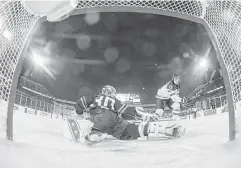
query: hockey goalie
[{"left": 63, "top": 85, "right": 185, "bottom": 145}]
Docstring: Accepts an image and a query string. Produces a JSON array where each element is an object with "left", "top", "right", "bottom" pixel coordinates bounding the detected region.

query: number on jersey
[{"left": 95, "top": 95, "right": 115, "bottom": 111}]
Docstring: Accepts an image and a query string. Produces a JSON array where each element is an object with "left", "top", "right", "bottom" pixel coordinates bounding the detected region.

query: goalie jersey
[{"left": 76, "top": 94, "right": 127, "bottom": 115}]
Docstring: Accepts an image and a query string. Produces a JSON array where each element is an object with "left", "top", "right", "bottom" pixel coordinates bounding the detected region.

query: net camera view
[{"left": 0, "top": 1, "right": 240, "bottom": 168}]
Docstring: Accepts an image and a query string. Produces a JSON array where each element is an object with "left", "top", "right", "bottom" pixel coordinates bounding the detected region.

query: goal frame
[{"left": 6, "top": 5, "right": 236, "bottom": 141}]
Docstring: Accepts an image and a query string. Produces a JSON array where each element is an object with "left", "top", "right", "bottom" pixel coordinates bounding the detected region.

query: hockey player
[
  {"left": 65, "top": 85, "right": 184, "bottom": 144},
  {"left": 154, "top": 73, "right": 184, "bottom": 127}
]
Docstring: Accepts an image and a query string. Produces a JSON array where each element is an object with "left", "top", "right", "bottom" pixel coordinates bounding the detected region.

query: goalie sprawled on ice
[{"left": 64, "top": 84, "right": 185, "bottom": 144}]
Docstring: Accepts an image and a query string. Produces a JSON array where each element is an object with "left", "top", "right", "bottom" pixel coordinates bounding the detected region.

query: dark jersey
[
  {"left": 76, "top": 94, "right": 127, "bottom": 115},
  {"left": 75, "top": 95, "right": 95, "bottom": 115}
]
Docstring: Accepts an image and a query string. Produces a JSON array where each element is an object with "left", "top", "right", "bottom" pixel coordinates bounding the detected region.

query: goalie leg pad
[
  {"left": 63, "top": 118, "right": 94, "bottom": 143},
  {"left": 138, "top": 121, "right": 169, "bottom": 138},
  {"left": 148, "top": 121, "right": 173, "bottom": 137},
  {"left": 139, "top": 121, "right": 185, "bottom": 138}
]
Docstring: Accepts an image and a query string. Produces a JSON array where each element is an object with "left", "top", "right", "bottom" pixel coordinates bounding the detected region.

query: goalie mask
[{"left": 102, "top": 85, "right": 117, "bottom": 98}]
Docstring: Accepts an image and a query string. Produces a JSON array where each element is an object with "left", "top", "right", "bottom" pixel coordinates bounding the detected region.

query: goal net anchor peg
[{"left": 21, "top": 0, "right": 79, "bottom": 22}]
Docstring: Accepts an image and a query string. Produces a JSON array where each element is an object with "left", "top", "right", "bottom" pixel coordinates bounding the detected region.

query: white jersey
[{"left": 156, "top": 81, "right": 180, "bottom": 100}]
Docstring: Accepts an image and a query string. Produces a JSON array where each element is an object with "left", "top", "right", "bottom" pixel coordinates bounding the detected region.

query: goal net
[{"left": 0, "top": 0, "right": 241, "bottom": 139}]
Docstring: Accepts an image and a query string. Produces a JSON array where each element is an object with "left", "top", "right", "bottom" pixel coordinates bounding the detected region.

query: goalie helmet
[
  {"left": 172, "top": 73, "right": 180, "bottom": 79},
  {"left": 102, "top": 85, "right": 117, "bottom": 98}
]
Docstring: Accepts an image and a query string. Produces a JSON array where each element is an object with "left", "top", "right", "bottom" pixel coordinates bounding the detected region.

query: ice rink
[{"left": 0, "top": 110, "right": 240, "bottom": 167}]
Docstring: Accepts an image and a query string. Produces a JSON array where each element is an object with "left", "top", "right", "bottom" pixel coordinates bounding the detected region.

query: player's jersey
[
  {"left": 156, "top": 80, "right": 180, "bottom": 100},
  {"left": 93, "top": 94, "right": 127, "bottom": 114},
  {"left": 76, "top": 95, "right": 95, "bottom": 115},
  {"left": 76, "top": 94, "right": 127, "bottom": 115}
]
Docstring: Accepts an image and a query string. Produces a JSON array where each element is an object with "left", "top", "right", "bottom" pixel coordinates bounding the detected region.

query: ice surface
[{"left": 0, "top": 111, "right": 240, "bottom": 167}]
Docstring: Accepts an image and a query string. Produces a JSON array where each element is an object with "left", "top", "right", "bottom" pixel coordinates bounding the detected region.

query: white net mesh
[
  {"left": 0, "top": 1, "right": 39, "bottom": 136},
  {"left": 0, "top": 0, "right": 240, "bottom": 137}
]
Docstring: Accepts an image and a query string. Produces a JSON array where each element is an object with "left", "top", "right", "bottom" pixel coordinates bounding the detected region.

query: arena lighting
[
  {"left": 31, "top": 49, "right": 49, "bottom": 67},
  {"left": 198, "top": 58, "right": 209, "bottom": 70},
  {"left": 192, "top": 45, "right": 211, "bottom": 76},
  {"left": 32, "top": 53, "right": 45, "bottom": 66},
  {"left": 31, "top": 50, "right": 55, "bottom": 79},
  {"left": 193, "top": 57, "right": 209, "bottom": 77}
]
